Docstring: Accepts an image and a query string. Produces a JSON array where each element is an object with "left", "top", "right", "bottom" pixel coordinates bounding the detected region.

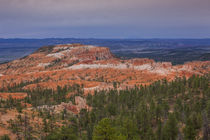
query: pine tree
[
  {"left": 162, "top": 114, "right": 179, "bottom": 140},
  {"left": 93, "top": 118, "right": 117, "bottom": 140},
  {"left": 183, "top": 117, "right": 197, "bottom": 140},
  {"left": 0, "top": 135, "right": 10, "bottom": 140}
]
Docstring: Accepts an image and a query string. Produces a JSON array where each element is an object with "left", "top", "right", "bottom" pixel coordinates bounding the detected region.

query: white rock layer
[
  {"left": 37, "top": 63, "right": 51, "bottom": 67},
  {"left": 68, "top": 63, "right": 173, "bottom": 75}
]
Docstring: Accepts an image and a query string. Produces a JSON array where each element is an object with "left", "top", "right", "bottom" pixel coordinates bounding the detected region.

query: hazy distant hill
[{"left": 0, "top": 38, "right": 210, "bottom": 64}]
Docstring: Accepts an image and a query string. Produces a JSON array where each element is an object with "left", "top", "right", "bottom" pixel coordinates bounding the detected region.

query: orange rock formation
[{"left": 0, "top": 44, "right": 209, "bottom": 94}]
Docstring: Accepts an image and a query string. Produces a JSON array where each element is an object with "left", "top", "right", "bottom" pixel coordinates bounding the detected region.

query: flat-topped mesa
[
  {"left": 37, "top": 43, "right": 114, "bottom": 60},
  {"left": 0, "top": 44, "right": 115, "bottom": 75}
]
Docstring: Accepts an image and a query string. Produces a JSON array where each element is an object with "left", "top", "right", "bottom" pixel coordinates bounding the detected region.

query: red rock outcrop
[
  {"left": 37, "top": 96, "right": 90, "bottom": 114},
  {"left": 0, "top": 44, "right": 209, "bottom": 93},
  {"left": 0, "top": 44, "right": 114, "bottom": 75},
  {"left": 0, "top": 92, "right": 27, "bottom": 100}
]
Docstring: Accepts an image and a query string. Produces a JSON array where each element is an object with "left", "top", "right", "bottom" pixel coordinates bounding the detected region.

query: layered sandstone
[{"left": 0, "top": 44, "right": 209, "bottom": 93}]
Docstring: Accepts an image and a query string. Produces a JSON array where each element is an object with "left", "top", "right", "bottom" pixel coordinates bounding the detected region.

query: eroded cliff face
[
  {"left": 0, "top": 44, "right": 114, "bottom": 75},
  {"left": 0, "top": 44, "right": 209, "bottom": 93}
]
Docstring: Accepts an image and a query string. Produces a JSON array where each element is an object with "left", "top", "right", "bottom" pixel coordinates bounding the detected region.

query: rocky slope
[
  {"left": 0, "top": 44, "right": 114, "bottom": 75},
  {"left": 0, "top": 44, "right": 209, "bottom": 93}
]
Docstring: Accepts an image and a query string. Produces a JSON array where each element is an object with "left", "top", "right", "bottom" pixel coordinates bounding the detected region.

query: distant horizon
[{"left": 1, "top": 37, "right": 210, "bottom": 40}]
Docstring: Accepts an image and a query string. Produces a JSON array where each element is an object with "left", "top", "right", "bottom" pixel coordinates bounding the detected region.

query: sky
[{"left": 0, "top": 0, "right": 210, "bottom": 38}]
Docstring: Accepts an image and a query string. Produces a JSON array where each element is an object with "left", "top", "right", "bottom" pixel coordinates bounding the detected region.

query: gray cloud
[{"left": 0, "top": 0, "right": 210, "bottom": 38}]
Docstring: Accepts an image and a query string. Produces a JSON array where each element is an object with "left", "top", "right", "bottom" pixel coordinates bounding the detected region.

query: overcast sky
[{"left": 0, "top": 0, "right": 210, "bottom": 38}]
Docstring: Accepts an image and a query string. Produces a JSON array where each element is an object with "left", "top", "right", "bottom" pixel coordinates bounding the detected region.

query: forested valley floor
[{"left": 0, "top": 74, "right": 210, "bottom": 140}]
